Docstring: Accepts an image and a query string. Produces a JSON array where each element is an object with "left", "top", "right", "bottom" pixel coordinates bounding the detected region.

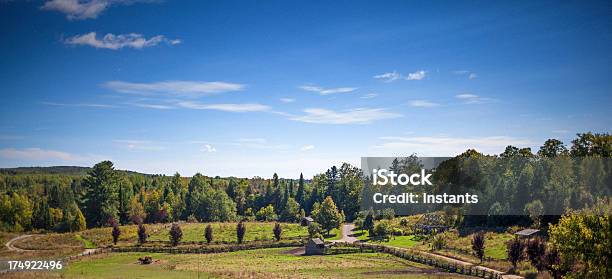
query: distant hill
[{"left": 0, "top": 166, "right": 151, "bottom": 176}]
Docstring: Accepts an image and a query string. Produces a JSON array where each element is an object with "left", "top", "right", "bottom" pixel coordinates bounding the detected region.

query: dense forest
[{"left": 0, "top": 132, "right": 609, "bottom": 233}]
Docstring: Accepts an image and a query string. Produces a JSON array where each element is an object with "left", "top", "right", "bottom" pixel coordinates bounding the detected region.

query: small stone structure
[
  {"left": 305, "top": 238, "right": 325, "bottom": 255},
  {"left": 301, "top": 216, "right": 314, "bottom": 226}
]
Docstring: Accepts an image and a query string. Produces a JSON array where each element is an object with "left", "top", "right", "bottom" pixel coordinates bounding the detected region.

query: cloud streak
[
  {"left": 299, "top": 85, "right": 357, "bottom": 95},
  {"left": 104, "top": 80, "right": 244, "bottom": 97},
  {"left": 65, "top": 32, "right": 181, "bottom": 50},
  {"left": 409, "top": 100, "right": 440, "bottom": 108},
  {"left": 201, "top": 144, "right": 216, "bottom": 153},
  {"left": 300, "top": 145, "right": 315, "bottom": 151},
  {"left": 41, "top": 101, "right": 116, "bottom": 108},
  {"left": 373, "top": 71, "right": 401, "bottom": 82},
  {"left": 455, "top": 94, "right": 496, "bottom": 104},
  {"left": 291, "top": 108, "right": 402, "bottom": 124},
  {"left": 373, "top": 70, "right": 427, "bottom": 82},
  {"left": 41, "top": 0, "right": 152, "bottom": 20},
  {"left": 177, "top": 101, "right": 270, "bottom": 112},
  {"left": 405, "top": 70, "right": 426, "bottom": 80}
]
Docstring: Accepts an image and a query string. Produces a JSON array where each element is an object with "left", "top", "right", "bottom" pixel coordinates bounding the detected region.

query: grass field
[
  {"left": 80, "top": 224, "right": 167, "bottom": 247},
  {"left": 5, "top": 248, "right": 471, "bottom": 279},
  {"left": 148, "top": 222, "right": 308, "bottom": 243},
  {"left": 356, "top": 229, "right": 511, "bottom": 261}
]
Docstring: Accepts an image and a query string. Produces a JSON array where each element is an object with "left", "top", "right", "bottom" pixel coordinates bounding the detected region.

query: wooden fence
[{"left": 335, "top": 242, "right": 505, "bottom": 279}]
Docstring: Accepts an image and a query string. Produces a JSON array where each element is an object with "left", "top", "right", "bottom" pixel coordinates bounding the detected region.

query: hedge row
[{"left": 112, "top": 240, "right": 302, "bottom": 254}]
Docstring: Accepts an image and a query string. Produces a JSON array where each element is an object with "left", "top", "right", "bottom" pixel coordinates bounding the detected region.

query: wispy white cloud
[
  {"left": 455, "top": 94, "right": 478, "bottom": 99},
  {"left": 405, "top": 70, "right": 426, "bottom": 80},
  {"left": 373, "top": 71, "right": 401, "bottom": 82},
  {"left": 468, "top": 73, "right": 478, "bottom": 79},
  {"left": 41, "top": 0, "right": 152, "bottom": 20},
  {"left": 104, "top": 80, "right": 244, "bottom": 97},
  {"left": 177, "top": 101, "right": 270, "bottom": 112},
  {"left": 373, "top": 70, "right": 426, "bottom": 82},
  {"left": 300, "top": 145, "right": 315, "bottom": 151},
  {"left": 201, "top": 144, "right": 216, "bottom": 153},
  {"left": 291, "top": 108, "right": 402, "bottom": 125},
  {"left": 360, "top": 93, "right": 378, "bottom": 99},
  {"left": 409, "top": 100, "right": 440, "bottom": 108},
  {"left": 41, "top": 101, "right": 116, "bottom": 108},
  {"left": 455, "top": 93, "right": 496, "bottom": 104},
  {"left": 299, "top": 85, "right": 357, "bottom": 95},
  {"left": 65, "top": 32, "right": 181, "bottom": 50},
  {"left": 280, "top": 98, "right": 295, "bottom": 103},
  {"left": 374, "top": 136, "right": 534, "bottom": 156},
  {"left": 132, "top": 103, "right": 174, "bottom": 110}
]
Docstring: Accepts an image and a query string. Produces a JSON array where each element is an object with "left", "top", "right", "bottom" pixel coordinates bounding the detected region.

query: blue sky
[{"left": 0, "top": 0, "right": 610, "bottom": 177}]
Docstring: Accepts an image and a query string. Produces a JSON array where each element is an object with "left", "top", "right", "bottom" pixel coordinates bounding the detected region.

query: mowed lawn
[
  {"left": 148, "top": 222, "right": 308, "bottom": 243},
  {"left": 15, "top": 248, "right": 471, "bottom": 279}
]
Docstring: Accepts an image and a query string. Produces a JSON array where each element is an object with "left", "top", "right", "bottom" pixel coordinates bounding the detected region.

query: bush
[
  {"left": 507, "top": 237, "right": 525, "bottom": 272},
  {"left": 205, "top": 224, "right": 213, "bottom": 244},
  {"left": 363, "top": 210, "right": 374, "bottom": 235},
  {"left": 373, "top": 220, "right": 392, "bottom": 240},
  {"left": 111, "top": 222, "right": 121, "bottom": 245},
  {"left": 381, "top": 208, "right": 395, "bottom": 220},
  {"left": 526, "top": 237, "right": 546, "bottom": 272},
  {"left": 236, "top": 222, "right": 246, "bottom": 244},
  {"left": 169, "top": 223, "right": 182, "bottom": 246},
  {"left": 137, "top": 223, "right": 147, "bottom": 244},
  {"left": 471, "top": 231, "right": 485, "bottom": 263},
  {"left": 186, "top": 214, "right": 197, "bottom": 223},
  {"left": 273, "top": 223, "right": 282, "bottom": 241},
  {"left": 543, "top": 247, "right": 570, "bottom": 279},
  {"left": 308, "top": 222, "right": 322, "bottom": 239},
  {"left": 548, "top": 199, "right": 611, "bottom": 278},
  {"left": 256, "top": 205, "right": 277, "bottom": 221},
  {"left": 431, "top": 233, "right": 446, "bottom": 250}
]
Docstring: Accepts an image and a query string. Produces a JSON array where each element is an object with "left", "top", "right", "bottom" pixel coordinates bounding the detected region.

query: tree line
[
  {"left": 0, "top": 159, "right": 362, "bottom": 232},
  {"left": 0, "top": 132, "right": 609, "bottom": 233}
]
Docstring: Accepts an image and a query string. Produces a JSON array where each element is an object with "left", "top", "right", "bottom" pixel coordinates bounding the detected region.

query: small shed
[
  {"left": 301, "top": 216, "right": 314, "bottom": 226},
  {"left": 514, "top": 229, "right": 540, "bottom": 239},
  {"left": 305, "top": 238, "right": 326, "bottom": 255}
]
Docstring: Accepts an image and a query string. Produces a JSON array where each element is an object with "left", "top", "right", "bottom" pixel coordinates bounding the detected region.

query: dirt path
[
  {"left": 377, "top": 245, "right": 522, "bottom": 279},
  {"left": 4, "top": 234, "right": 32, "bottom": 252},
  {"left": 331, "top": 223, "right": 359, "bottom": 243},
  {"left": 5, "top": 234, "right": 101, "bottom": 257},
  {"left": 332, "top": 224, "right": 522, "bottom": 279}
]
